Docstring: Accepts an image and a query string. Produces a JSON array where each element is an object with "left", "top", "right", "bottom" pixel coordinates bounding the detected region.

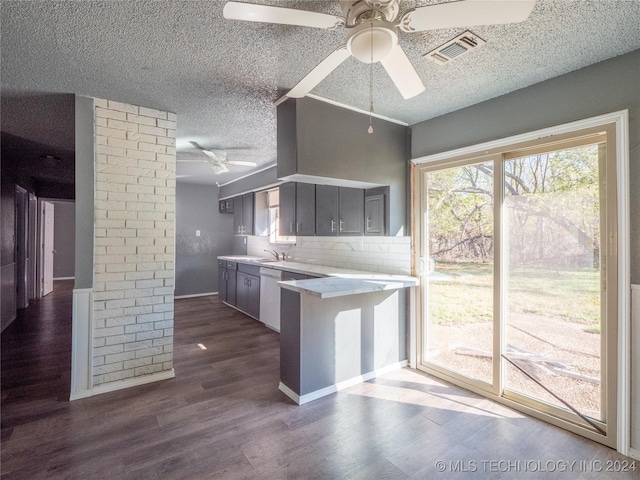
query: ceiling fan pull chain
[{"left": 368, "top": 21, "right": 374, "bottom": 134}]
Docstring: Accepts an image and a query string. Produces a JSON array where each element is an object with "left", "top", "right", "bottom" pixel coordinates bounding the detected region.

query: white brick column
[{"left": 92, "top": 99, "right": 176, "bottom": 389}]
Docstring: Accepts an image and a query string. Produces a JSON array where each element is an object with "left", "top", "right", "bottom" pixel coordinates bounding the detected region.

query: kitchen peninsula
[{"left": 217, "top": 255, "right": 418, "bottom": 405}]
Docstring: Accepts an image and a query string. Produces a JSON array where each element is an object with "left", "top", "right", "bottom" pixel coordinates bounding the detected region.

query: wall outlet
[{"left": 196, "top": 230, "right": 200, "bottom": 237}]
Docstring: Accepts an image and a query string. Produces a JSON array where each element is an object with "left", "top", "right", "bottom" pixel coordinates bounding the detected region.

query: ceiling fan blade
[
  {"left": 227, "top": 160, "right": 258, "bottom": 167},
  {"left": 223, "top": 2, "right": 344, "bottom": 30},
  {"left": 380, "top": 45, "right": 426, "bottom": 99},
  {"left": 286, "top": 46, "right": 351, "bottom": 98},
  {"left": 400, "top": 0, "right": 535, "bottom": 32}
]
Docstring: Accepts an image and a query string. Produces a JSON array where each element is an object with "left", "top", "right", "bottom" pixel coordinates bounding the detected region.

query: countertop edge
[{"left": 279, "top": 277, "right": 418, "bottom": 299}]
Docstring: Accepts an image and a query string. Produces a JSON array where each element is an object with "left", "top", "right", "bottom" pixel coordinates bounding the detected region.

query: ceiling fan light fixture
[
  {"left": 209, "top": 163, "right": 229, "bottom": 174},
  {"left": 346, "top": 21, "right": 397, "bottom": 64}
]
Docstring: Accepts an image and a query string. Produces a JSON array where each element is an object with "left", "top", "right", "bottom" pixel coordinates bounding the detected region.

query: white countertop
[
  {"left": 218, "top": 255, "right": 418, "bottom": 299},
  {"left": 279, "top": 275, "right": 418, "bottom": 299}
]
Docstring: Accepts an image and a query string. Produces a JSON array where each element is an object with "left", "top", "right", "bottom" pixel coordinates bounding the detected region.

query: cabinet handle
[
  {"left": 339, "top": 219, "right": 344, "bottom": 232},
  {"left": 289, "top": 222, "right": 293, "bottom": 234},
  {"left": 331, "top": 219, "right": 335, "bottom": 232},
  {"left": 296, "top": 222, "right": 300, "bottom": 233},
  {"left": 367, "top": 217, "right": 371, "bottom": 230}
]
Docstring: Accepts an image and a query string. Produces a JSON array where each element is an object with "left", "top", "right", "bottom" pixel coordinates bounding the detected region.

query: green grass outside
[{"left": 428, "top": 262, "right": 601, "bottom": 326}]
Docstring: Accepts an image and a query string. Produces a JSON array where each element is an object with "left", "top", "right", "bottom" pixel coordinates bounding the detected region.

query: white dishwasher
[{"left": 259, "top": 267, "right": 282, "bottom": 332}]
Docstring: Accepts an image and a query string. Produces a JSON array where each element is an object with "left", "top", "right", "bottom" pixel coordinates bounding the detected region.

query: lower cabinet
[
  {"left": 218, "top": 260, "right": 237, "bottom": 305},
  {"left": 235, "top": 263, "right": 260, "bottom": 319},
  {"left": 236, "top": 272, "right": 260, "bottom": 319}
]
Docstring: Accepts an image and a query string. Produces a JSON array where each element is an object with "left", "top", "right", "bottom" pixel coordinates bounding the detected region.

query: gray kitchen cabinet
[
  {"left": 232, "top": 193, "right": 254, "bottom": 235},
  {"left": 316, "top": 185, "right": 364, "bottom": 236},
  {"left": 338, "top": 187, "right": 364, "bottom": 235},
  {"left": 218, "top": 260, "right": 237, "bottom": 305},
  {"left": 279, "top": 182, "right": 296, "bottom": 236},
  {"left": 219, "top": 198, "right": 234, "bottom": 214},
  {"left": 236, "top": 263, "right": 260, "bottom": 319},
  {"left": 316, "top": 185, "right": 363, "bottom": 236},
  {"left": 279, "top": 182, "right": 315, "bottom": 236},
  {"left": 315, "top": 184, "right": 339, "bottom": 236},
  {"left": 364, "top": 194, "right": 385, "bottom": 235}
]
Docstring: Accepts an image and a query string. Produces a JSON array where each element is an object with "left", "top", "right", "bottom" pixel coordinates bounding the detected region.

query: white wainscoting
[
  {"left": 630, "top": 285, "right": 640, "bottom": 460},
  {"left": 70, "top": 288, "right": 93, "bottom": 400}
]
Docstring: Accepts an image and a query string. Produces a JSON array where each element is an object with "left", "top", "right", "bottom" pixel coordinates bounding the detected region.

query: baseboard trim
[
  {"left": 70, "top": 369, "right": 175, "bottom": 401},
  {"left": 174, "top": 292, "right": 217, "bottom": 299},
  {"left": 279, "top": 360, "right": 408, "bottom": 405},
  {"left": 628, "top": 448, "right": 640, "bottom": 461}
]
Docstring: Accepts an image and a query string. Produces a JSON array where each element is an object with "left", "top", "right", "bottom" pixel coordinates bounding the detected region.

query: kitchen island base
[{"left": 279, "top": 288, "right": 408, "bottom": 405}]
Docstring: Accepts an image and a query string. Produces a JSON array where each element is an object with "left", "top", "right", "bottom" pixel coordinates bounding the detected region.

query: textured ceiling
[{"left": 2, "top": 0, "right": 639, "bottom": 186}]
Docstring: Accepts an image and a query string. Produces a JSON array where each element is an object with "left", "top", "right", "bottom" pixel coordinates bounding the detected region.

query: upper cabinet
[
  {"left": 316, "top": 185, "right": 364, "bottom": 236},
  {"left": 337, "top": 187, "right": 364, "bottom": 236},
  {"left": 279, "top": 182, "right": 315, "bottom": 237},
  {"left": 315, "top": 185, "right": 339, "bottom": 236},
  {"left": 364, "top": 194, "right": 385, "bottom": 236},
  {"left": 233, "top": 193, "right": 254, "bottom": 235},
  {"left": 219, "top": 198, "right": 234, "bottom": 214}
]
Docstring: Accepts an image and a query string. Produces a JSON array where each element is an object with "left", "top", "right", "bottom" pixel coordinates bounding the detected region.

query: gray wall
[
  {"left": 50, "top": 200, "right": 75, "bottom": 279},
  {"left": 219, "top": 165, "right": 278, "bottom": 200},
  {"left": 74, "top": 95, "right": 94, "bottom": 289},
  {"left": 278, "top": 97, "right": 409, "bottom": 236},
  {"left": 412, "top": 49, "right": 640, "bottom": 283},
  {"left": 175, "top": 182, "right": 235, "bottom": 296}
]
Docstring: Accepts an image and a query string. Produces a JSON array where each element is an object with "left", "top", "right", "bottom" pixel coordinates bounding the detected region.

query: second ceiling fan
[{"left": 223, "top": 0, "right": 536, "bottom": 100}]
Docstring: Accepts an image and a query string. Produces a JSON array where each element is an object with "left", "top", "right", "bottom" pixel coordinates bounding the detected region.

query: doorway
[{"left": 412, "top": 113, "right": 629, "bottom": 449}]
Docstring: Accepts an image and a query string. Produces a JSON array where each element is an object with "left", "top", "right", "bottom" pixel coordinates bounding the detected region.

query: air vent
[{"left": 424, "top": 30, "right": 486, "bottom": 65}]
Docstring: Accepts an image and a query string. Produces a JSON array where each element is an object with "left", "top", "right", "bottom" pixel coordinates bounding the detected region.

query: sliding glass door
[{"left": 416, "top": 124, "right": 618, "bottom": 447}]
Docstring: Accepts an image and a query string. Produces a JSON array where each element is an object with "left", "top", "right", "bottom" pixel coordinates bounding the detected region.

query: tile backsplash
[{"left": 247, "top": 236, "right": 412, "bottom": 275}]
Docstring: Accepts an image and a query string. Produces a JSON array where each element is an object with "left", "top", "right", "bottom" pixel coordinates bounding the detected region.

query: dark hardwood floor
[{"left": 1, "top": 280, "right": 636, "bottom": 479}]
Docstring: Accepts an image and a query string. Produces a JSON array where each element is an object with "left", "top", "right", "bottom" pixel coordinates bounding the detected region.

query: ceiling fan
[
  {"left": 178, "top": 142, "right": 258, "bottom": 174},
  {"left": 223, "top": 0, "right": 535, "bottom": 100}
]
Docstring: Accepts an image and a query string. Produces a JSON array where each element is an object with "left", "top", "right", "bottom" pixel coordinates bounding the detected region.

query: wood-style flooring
[{"left": 1, "top": 280, "right": 636, "bottom": 479}]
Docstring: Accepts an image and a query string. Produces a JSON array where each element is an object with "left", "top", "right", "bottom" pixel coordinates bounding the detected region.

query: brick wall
[{"left": 92, "top": 99, "right": 176, "bottom": 386}]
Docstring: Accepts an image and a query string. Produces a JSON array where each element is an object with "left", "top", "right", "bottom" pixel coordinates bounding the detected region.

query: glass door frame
[{"left": 411, "top": 111, "right": 630, "bottom": 452}]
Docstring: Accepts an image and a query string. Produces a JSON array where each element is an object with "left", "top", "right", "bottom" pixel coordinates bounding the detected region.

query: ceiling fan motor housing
[{"left": 346, "top": 20, "right": 398, "bottom": 63}]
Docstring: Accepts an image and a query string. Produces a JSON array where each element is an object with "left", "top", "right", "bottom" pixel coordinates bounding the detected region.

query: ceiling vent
[{"left": 424, "top": 30, "right": 486, "bottom": 65}]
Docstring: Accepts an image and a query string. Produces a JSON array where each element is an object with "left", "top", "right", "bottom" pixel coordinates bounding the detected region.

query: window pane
[
  {"left": 425, "top": 162, "right": 494, "bottom": 386},
  {"left": 503, "top": 145, "right": 603, "bottom": 420}
]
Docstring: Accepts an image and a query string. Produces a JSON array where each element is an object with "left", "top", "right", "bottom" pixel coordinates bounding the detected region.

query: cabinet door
[
  {"left": 364, "top": 194, "right": 385, "bottom": 236},
  {"left": 227, "top": 269, "right": 237, "bottom": 306},
  {"left": 279, "top": 182, "right": 296, "bottom": 236},
  {"left": 315, "top": 184, "right": 338, "bottom": 236},
  {"left": 296, "top": 183, "right": 315, "bottom": 236},
  {"left": 338, "top": 187, "right": 364, "bottom": 236},
  {"left": 233, "top": 196, "right": 243, "bottom": 234},
  {"left": 242, "top": 193, "right": 254, "bottom": 236},
  {"left": 225, "top": 199, "right": 234, "bottom": 213},
  {"left": 218, "top": 262, "right": 227, "bottom": 302},
  {"left": 219, "top": 200, "right": 226, "bottom": 214},
  {"left": 247, "top": 275, "right": 260, "bottom": 319},
  {"left": 236, "top": 272, "right": 249, "bottom": 312}
]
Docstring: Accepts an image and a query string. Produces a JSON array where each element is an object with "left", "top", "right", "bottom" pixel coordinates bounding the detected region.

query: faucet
[
  {"left": 264, "top": 249, "right": 280, "bottom": 261},
  {"left": 280, "top": 252, "right": 286, "bottom": 261}
]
